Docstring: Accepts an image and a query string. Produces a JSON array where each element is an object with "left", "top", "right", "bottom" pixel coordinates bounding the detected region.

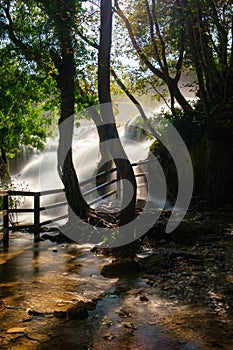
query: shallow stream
[{"left": 0, "top": 232, "right": 221, "bottom": 350}]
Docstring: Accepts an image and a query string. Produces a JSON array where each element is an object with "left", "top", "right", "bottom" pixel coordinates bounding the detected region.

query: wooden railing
[{"left": 0, "top": 161, "right": 148, "bottom": 245}]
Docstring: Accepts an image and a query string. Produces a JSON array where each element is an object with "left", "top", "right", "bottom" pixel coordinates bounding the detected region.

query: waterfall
[{"left": 11, "top": 105, "right": 155, "bottom": 225}]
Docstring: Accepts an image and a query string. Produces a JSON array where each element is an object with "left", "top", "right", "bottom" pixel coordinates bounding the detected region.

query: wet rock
[
  {"left": 126, "top": 288, "right": 144, "bottom": 295},
  {"left": 139, "top": 253, "right": 170, "bottom": 274},
  {"left": 53, "top": 310, "right": 67, "bottom": 318},
  {"left": 147, "top": 218, "right": 222, "bottom": 245},
  {"left": 41, "top": 232, "right": 73, "bottom": 243},
  {"left": 114, "top": 284, "right": 129, "bottom": 294},
  {"left": 118, "top": 309, "right": 132, "bottom": 318},
  {"left": 103, "top": 333, "right": 116, "bottom": 341},
  {"left": 22, "top": 317, "right": 33, "bottom": 323},
  {"left": 86, "top": 300, "right": 97, "bottom": 311},
  {"left": 101, "top": 259, "right": 141, "bottom": 278},
  {"left": 66, "top": 301, "right": 88, "bottom": 320},
  {"left": 26, "top": 308, "right": 49, "bottom": 316},
  {"left": 140, "top": 295, "right": 149, "bottom": 302},
  {"left": 7, "top": 327, "right": 26, "bottom": 334},
  {"left": 27, "top": 332, "right": 51, "bottom": 342},
  {"left": 123, "top": 322, "right": 136, "bottom": 329}
]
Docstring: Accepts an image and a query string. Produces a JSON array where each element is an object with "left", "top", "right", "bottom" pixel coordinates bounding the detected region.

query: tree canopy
[{"left": 0, "top": 0, "right": 232, "bottom": 208}]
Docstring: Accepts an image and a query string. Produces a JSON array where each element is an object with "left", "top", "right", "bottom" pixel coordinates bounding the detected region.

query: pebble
[
  {"left": 140, "top": 295, "right": 149, "bottom": 302},
  {"left": 7, "top": 327, "right": 26, "bottom": 334}
]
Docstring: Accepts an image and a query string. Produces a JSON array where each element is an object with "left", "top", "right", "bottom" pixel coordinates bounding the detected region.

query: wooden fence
[{"left": 0, "top": 161, "right": 148, "bottom": 245}]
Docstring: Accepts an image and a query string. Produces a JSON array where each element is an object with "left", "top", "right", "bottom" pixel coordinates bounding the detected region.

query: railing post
[
  {"left": 3, "top": 194, "right": 9, "bottom": 245},
  {"left": 34, "top": 193, "right": 40, "bottom": 242}
]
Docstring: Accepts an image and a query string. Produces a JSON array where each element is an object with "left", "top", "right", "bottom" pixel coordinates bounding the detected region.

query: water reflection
[
  {"left": 33, "top": 242, "right": 40, "bottom": 274},
  {"left": 0, "top": 234, "right": 216, "bottom": 349}
]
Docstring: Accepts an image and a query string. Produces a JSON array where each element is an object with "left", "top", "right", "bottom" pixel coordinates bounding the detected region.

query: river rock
[
  {"left": 101, "top": 259, "right": 141, "bottom": 278},
  {"left": 139, "top": 253, "right": 170, "bottom": 274},
  {"left": 66, "top": 301, "right": 88, "bottom": 320},
  {"left": 140, "top": 295, "right": 149, "bottom": 302},
  {"left": 7, "top": 327, "right": 26, "bottom": 334}
]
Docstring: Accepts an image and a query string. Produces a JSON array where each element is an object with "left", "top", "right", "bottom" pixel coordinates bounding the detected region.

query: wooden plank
[
  {"left": 40, "top": 188, "right": 65, "bottom": 196},
  {"left": 88, "top": 190, "right": 117, "bottom": 206},
  {"left": 0, "top": 190, "right": 8, "bottom": 196},
  {"left": 8, "top": 208, "right": 35, "bottom": 213},
  {"left": 40, "top": 214, "right": 68, "bottom": 226},
  {"left": 83, "top": 178, "right": 117, "bottom": 197},
  {"left": 40, "top": 201, "right": 67, "bottom": 211},
  {"left": 8, "top": 190, "right": 40, "bottom": 196},
  {"left": 79, "top": 167, "right": 117, "bottom": 187},
  {"left": 11, "top": 224, "right": 34, "bottom": 231}
]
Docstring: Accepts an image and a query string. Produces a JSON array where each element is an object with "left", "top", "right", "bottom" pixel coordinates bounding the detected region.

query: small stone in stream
[
  {"left": 123, "top": 322, "right": 136, "bottom": 329},
  {"left": 66, "top": 301, "right": 88, "bottom": 320},
  {"left": 27, "top": 308, "right": 47, "bottom": 316},
  {"left": 53, "top": 310, "right": 67, "bottom": 318},
  {"left": 104, "top": 333, "right": 116, "bottom": 341},
  {"left": 22, "top": 317, "right": 33, "bottom": 323},
  {"left": 140, "top": 295, "right": 149, "bottom": 302},
  {"left": 86, "top": 300, "right": 97, "bottom": 311},
  {"left": 27, "top": 333, "right": 51, "bottom": 342},
  {"left": 127, "top": 288, "right": 144, "bottom": 295},
  {"left": 105, "top": 321, "right": 113, "bottom": 328},
  {"left": 7, "top": 327, "right": 25, "bottom": 334},
  {"left": 139, "top": 254, "right": 170, "bottom": 274},
  {"left": 114, "top": 285, "right": 129, "bottom": 294},
  {"left": 101, "top": 259, "right": 140, "bottom": 278},
  {"left": 118, "top": 309, "right": 131, "bottom": 317}
]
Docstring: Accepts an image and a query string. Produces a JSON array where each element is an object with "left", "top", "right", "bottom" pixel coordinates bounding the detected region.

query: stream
[
  {"left": 0, "top": 232, "right": 205, "bottom": 350},
  {"left": 1, "top": 102, "right": 233, "bottom": 349}
]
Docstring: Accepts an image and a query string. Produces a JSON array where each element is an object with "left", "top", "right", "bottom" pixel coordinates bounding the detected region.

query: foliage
[
  {"left": 0, "top": 177, "right": 29, "bottom": 224},
  {"left": 178, "top": 0, "right": 233, "bottom": 119},
  {"left": 162, "top": 102, "right": 206, "bottom": 144},
  {"left": 0, "top": 58, "right": 58, "bottom": 159}
]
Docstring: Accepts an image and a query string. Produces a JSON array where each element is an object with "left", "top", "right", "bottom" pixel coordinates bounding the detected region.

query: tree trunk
[
  {"left": 98, "top": 0, "right": 137, "bottom": 225},
  {"left": 0, "top": 148, "right": 10, "bottom": 184},
  {"left": 167, "top": 77, "right": 193, "bottom": 114},
  {"left": 55, "top": 0, "right": 89, "bottom": 219}
]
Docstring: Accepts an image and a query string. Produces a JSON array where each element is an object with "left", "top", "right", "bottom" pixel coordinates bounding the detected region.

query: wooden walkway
[{"left": 0, "top": 161, "right": 148, "bottom": 245}]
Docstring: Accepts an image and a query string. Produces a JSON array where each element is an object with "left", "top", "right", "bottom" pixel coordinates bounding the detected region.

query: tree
[
  {"left": 0, "top": 0, "right": 138, "bottom": 233},
  {"left": 35, "top": 0, "right": 92, "bottom": 219},
  {"left": 179, "top": 0, "right": 233, "bottom": 121},
  {"left": 0, "top": 0, "right": 93, "bottom": 218},
  {"left": 111, "top": 0, "right": 232, "bottom": 205},
  {"left": 0, "top": 55, "right": 56, "bottom": 183},
  {"left": 179, "top": 0, "right": 233, "bottom": 204},
  {"left": 97, "top": 0, "right": 137, "bottom": 225},
  {"left": 114, "top": 0, "right": 193, "bottom": 113}
]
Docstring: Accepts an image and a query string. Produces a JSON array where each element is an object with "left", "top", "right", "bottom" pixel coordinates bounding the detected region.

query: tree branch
[
  {"left": 110, "top": 67, "right": 160, "bottom": 140},
  {"left": 144, "top": 0, "right": 163, "bottom": 70},
  {"left": 114, "top": 0, "right": 165, "bottom": 81}
]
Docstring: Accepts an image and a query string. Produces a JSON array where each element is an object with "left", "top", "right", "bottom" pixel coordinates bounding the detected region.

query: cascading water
[{"left": 12, "top": 106, "right": 152, "bottom": 226}]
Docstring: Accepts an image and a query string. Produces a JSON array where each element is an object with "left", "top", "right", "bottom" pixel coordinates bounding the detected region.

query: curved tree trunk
[{"left": 54, "top": 0, "right": 89, "bottom": 220}]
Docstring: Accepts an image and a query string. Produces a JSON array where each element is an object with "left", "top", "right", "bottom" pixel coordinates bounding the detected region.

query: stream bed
[{"left": 0, "top": 222, "right": 233, "bottom": 350}]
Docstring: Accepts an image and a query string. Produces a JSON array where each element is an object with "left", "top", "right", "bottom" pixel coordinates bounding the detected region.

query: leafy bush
[
  {"left": 162, "top": 102, "right": 206, "bottom": 144},
  {"left": 0, "top": 178, "right": 29, "bottom": 225}
]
